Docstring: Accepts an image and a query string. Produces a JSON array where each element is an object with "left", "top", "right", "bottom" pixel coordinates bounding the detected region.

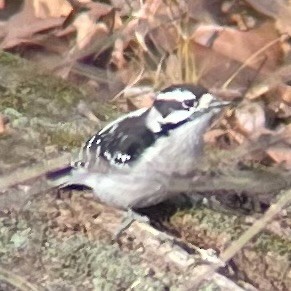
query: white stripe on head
[
  {"left": 156, "top": 89, "right": 197, "bottom": 101},
  {"left": 152, "top": 92, "right": 217, "bottom": 127},
  {"left": 162, "top": 110, "right": 194, "bottom": 124}
]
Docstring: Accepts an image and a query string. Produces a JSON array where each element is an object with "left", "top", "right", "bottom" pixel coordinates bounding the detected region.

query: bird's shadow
[{"left": 136, "top": 195, "right": 194, "bottom": 236}]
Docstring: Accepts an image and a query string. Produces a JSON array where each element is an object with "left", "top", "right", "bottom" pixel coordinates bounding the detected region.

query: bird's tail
[{"left": 46, "top": 166, "right": 74, "bottom": 187}]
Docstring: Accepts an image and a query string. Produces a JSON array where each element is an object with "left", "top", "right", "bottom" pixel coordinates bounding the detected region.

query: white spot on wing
[
  {"left": 87, "top": 135, "right": 96, "bottom": 148},
  {"left": 113, "top": 151, "right": 131, "bottom": 164},
  {"left": 84, "top": 135, "right": 97, "bottom": 165},
  {"left": 104, "top": 151, "right": 112, "bottom": 160}
]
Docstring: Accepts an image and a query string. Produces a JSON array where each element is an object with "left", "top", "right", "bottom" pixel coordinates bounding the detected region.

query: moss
[
  {"left": 0, "top": 75, "right": 82, "bottom": 118},
  {"left": 0, "top": 52, "right": 121, "bottom": 175},
  {"left": 0, "top": 52, "right": 86, "bottom": 119},
  {"left": 255, "top": 233, "right": 291, "bottom": 257},
  {"left": 172, "top": 206, "right": 248, "bottom": 241},
  {"left": 0, "top": 51, "right": 24, "bottom": 66},
  {"left": 43, "top": 235, "right": 171, "bottom": 290},
  {"left": 44, "top": 127, "right": 86, "bottom": 150},
  {"left": 171, "top": 205, "right": 291, "bottom": 259},
  {"left": 0, "top": 210, "right": 172, "bottom": 290},
  {"left": 0, "top": 215, "right": 32, "bottom": 261}
]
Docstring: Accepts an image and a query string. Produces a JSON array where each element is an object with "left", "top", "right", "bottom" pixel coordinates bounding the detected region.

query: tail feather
[{"left": 46, "top": 166, "right": 74, "bottom": 187}]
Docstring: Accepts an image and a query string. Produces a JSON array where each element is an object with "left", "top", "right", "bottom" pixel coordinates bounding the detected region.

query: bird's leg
[{"left": 114, "top": 208, "right": 150, "bottom": 240}]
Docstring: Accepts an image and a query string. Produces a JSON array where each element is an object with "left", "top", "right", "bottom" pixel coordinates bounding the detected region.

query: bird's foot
[{"left": 113, "top": 209, "right": 149, "bottom": 240}]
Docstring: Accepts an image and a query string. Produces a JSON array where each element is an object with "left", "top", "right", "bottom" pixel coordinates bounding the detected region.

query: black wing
[{"left": 75, "top": 109, "right": 157, "bottom": 168}]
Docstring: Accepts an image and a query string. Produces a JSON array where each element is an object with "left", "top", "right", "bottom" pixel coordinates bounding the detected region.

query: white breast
[{"left": 134, "top": 110, "right": 215, "bottom": 175}]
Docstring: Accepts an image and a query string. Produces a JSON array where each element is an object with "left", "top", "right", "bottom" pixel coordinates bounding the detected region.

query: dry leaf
[
  {"left": 165, "top": 54, "right": 183, "bottom": 84},
  {"left": 244, "top": 0, "right": 286, "bottom": 18},
  {"left": 192, "top": 24, "right": 223, "bottom": 47},
  {"left": 0, "top": 0, "right": 5, "bottom": 10},
  {"left": 111, "top": 38, "right": 126, "bottom": 69},
  {"left": 245, "top": 0, "right": 291, "bottom": 35},
  {"left": 246, "top": 64, "right": 291, "bottom": 99},
  {"left": 192, "top": 22, "right": 281, "bottom": 72},
  {"left": 228, "top": 129, "right": 246, "bottom": 144},
  {"left": 149, "top": 23, "right": 179, "bottom": 53},
  {"left": 204, "top": 129, "right": 226, "bottom": 144},
  {"left": 278, "top": 84, "right": 291, "bottom": 105},
  {"left": 188, "top": 0, "right": 218, "bottom": 22},
  {"left": 277, "top": 123, "right": 291, "bottom": 144},
  {"left": 135, "top": 19, "right": 149, "bottom": 51},
  {"left": 73, "top": 13, "right": 108, "bottom": 50},
  {"left": 266, "top": 146, "right": 291, "bottom": 169},
  {"left": 235, "top": 102, "right": 266, "bottom": 135},
  {"left": 124, "top": 86, "right": 154, "bottom": 109},
  {"left": 110, "top": 0, "right": 141, "bottom": 16},
  {"left": 33, "top": 0, "right": 72, "bottom": 18},
  {"left": 0, "top": 114, "right": 9, "bottom": 134},
  {"left": 0, "top": 115, "right": 6, "bottom": 134},
  {"left": 0, "top": 0, "right": 64, "bottom": 49},
  {"left": 69, "top": 3, "right": 121, "bottom": 57}
]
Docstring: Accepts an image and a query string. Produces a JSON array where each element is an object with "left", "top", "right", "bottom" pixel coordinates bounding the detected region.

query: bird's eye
[{"left": 182, "top": 99, "right": 196, "bottom": 108}]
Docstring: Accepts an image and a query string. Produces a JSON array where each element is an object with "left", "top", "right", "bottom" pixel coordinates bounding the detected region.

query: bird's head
[{"left": 146, "top": 84, "right": 231, "bottom": 133}]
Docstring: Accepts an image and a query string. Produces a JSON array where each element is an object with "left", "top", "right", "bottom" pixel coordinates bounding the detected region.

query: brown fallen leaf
[
  {"left": 278, "top": 123, "right": 291, "bottom": 144},
  {"left": 204, "top": 129, "right": 226, "bottom": 144},
  {"left": 111, "top": 38, "right": 127, "bottom": 70},
  {"left": 33, "top": 0, "right": 72, "bottom": 18},
  {"left": 266, "top": 146, "right": 291, "bottom": 169},
  {"left": 227, "top": 128, "right": 246, "bottom": 145},
  {"left": 235, "top": 102, "right": 266, "bottom": 135},
  {"left": 0, "top": 0, "right": 5, "bottom": 10},
  {"left": 192, "top": 22, "right": 281, "bottom": 72},
  {"left": 245, "top": 0, "right": 291, "bottom": 35},
  {"left": 246, "top": 64, "right": 291, "bottom": 100},
  {"left": 276, "top": 101, "right": 291, "bottom": 118},
  {"left": 0, "top": 115, "right": 6, "bottom": 134},
  {"left": 73, "top": 14, "right": 109, "bottom": 51},
  {"left": 125, "top": 86, "right": 154, "bottom": 110},
  {"left": 0, "top": 0, "right": 64, "bottom": 49},
  {"left": 0, "top": 114, "right": 9, "bottom": 135},
  {"left": 278, "top": 84, "right": 291, "bottom": 105}
]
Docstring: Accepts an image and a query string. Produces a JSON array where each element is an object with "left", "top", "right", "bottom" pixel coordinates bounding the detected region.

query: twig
[
  {"left": 185, "top": 188, "right": 291, "bottom": 290},
  {"left": 110, "top": 68, "right": 145, "bottom": 102},
  {"left": 0, "top": 266, "right": 42, "bottom": 291},
  {"left": 222, "top": 34, "right": 288, "bottom": 89}
]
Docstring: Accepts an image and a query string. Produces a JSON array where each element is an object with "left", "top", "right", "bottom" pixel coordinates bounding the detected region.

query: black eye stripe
[
  {"left": 154, "top": 99, "right": 199, "bottom": 117},
  {"left": 183, "top": 99, "right": 196, "bottom": 107},
  {"left": 154, "top": 100, "right": 183, "bottom": 117}
]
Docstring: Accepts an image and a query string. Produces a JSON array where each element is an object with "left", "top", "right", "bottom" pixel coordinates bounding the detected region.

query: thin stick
[
  {"left": 222, "top": 35, "right": 288, "bottom": 89},
  {"left": 110, "top": 68, "right": 145, "bottom": 102},
  {"left": 0, "top": 266, "right": 42, "bottom": 291},
  {"left": 187, "top": 188, "right": 291, "bottom": 290}
]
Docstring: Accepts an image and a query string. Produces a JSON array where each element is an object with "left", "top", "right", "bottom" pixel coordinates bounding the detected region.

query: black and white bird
[{"left": 49, "top": 84, "right": 231, "bottom": 210}]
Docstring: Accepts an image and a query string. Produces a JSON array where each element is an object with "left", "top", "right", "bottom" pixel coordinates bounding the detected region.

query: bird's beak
[{"left": 209, "top": 99, "right": 233, "bottom": 109}]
